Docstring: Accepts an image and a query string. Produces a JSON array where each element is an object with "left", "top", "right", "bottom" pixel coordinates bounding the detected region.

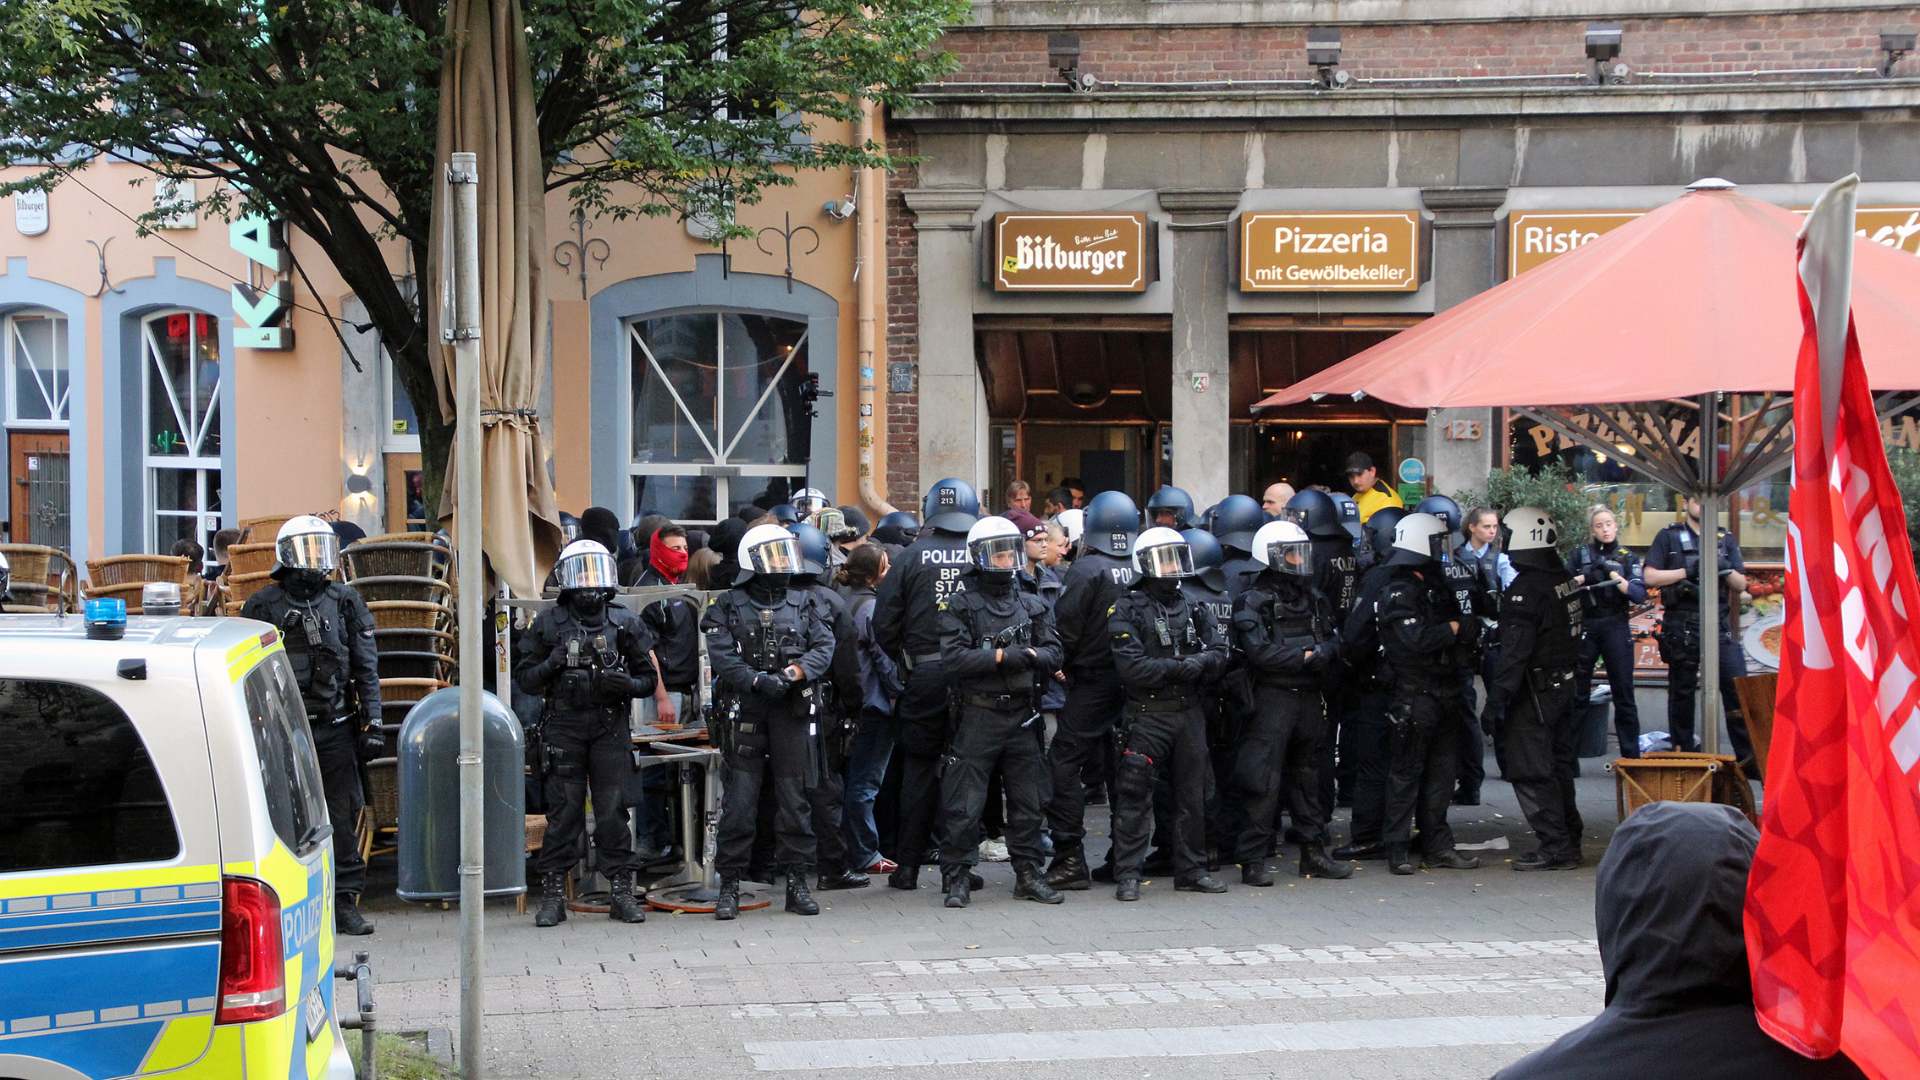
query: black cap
[{"left": 1344, "top": 451, "right": 1376, "bottom": 476}]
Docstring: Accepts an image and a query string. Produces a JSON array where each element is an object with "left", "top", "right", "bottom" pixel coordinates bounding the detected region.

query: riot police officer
[
  {"left": 1182, "top": 527, "right": 1243, "bottom": 866},
  {"left": 1283, "top": 489, "right": 1364, "bottom": 830},
  {"left": 935, "top": 516, "right": 1067, "bottom": 909},
  {"left": 243, "top": 516, "right": 384, "bottom": 935},
  {"left": 871, "top": 510, "right": 921, "bottom": 556},
  {"left": 1210, "top": 493, "right": 1267, "bottom": 601},
  {"left": 516, "top": 539, "right": 658, "bottom": 927},
  {"left": 1333, "top": 506, "right": 1408, "bottom": 862},
  {"left": 1418, "top": 493, "right": 1499, "bottom": 804},
  {"left": 704, "top": 525, "right": 838, "bottom": 919},
  {"left": 792, "top": 487, "right": 831, "bottom": 518},
  {"left": 791, "top": 523, "right": 871, "bottom": 893},
  {"left": 1108, "top": 528, "right": 1230, "bottom": 900},
  {"left": 871, "top": 479, "right": 978, "bottom": 890},
  {"left": 1375, "top": 513, "right": 1481, "bottom": 876},
  {"left": 1643, "top": 497, "right": 1752, "bottom": 761},
  {"left": 1485, "top": 508, "right": 1586, "bottom": 871},
  {"left": 1567, "top": 506, "right": 1647, "bottom": 758},
  {"left": 1043, "top": 490, "right": 1139, "bottom": 890},
  {"left": 1145, "top": 485, "right": 1196, "bottom": 530},
  {"left": 1232, "top": 520, "right": 1351, "bottom": 884}
]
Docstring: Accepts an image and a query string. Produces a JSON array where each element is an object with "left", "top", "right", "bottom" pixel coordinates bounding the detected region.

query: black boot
[
  {"left": 1387, "top": 844, "right": 1415, "bottom": 876},
  {"left": 1175, "top": 874, "right": 1228, "bottom": 894},
  {"left": 533, "top": 872, "right": 568, "bottom": 928},
  {"left": 1046, "top": 851, "right": 1091, "bottom": 891},
  {"left": 1241, "top": 862, "right": 1274, "bottom": 887},
  {"left": 942, "top": 866, "right": 972, "bottom": 909},
  {"left": 715, "top": 878, "right": 740, "bottom": 921},
  {"left": 1142, "top": 849, "right": 1174, "bottom": 876},
  {"left": 786, "top": 873, "right": 821, "bottom": 916},
  {"left": 1014, "top": 865, "right": 1064, "bottom": 905},
  {"left": 1332, "top": 840, "right": 1385, "bottom": 861},
  {"left": 817, "top": 868, "right": 871, "bottom": 891},
  {"left": 1452, "top": 784, "right": 1481, "bottom": 807},
  {"left": 1114, "top": 877, "right": 1141, "bottom": 902},
  {"left": 1423, "top": 849, "right": 1481, "bottom": 871},
  {"left": 608, "top": 871, "right": 647, "bottom": 923},
  {"left": 887, "top": 863, "right": 920, "bottom": 890},
  {"left": 969, "top": 870, "right": 986, "bottom": 890},
  {"left": 336, "top": 897, "right": 374, "bottom": 936},
  {"left": 1299, "top": 843, "right": 1353, "bottom": 880}
]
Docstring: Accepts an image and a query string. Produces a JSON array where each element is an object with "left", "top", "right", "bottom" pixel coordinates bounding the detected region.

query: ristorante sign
[
  {"left": 1509, "top": 206, "right": 1920, "bottom": 277},
  {"left": 993, "top": 212, "right": 1149, "bottom": 292},
  {"left": 1239, "top": 212, "right": 1422, "bottom": 292}
]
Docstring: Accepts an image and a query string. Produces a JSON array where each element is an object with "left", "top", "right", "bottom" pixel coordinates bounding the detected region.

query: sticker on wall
[
  {"left": 14, "top": 189, "right": 48, "bottom": 236},
  {"left": 1190, "top": 373, "right": 1211, "bottom": 394}
]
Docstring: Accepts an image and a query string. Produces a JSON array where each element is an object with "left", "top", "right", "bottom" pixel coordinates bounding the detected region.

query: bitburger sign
[
  {"left": 1239, "top": 211, "right": 1422, "bottom": 292},
  {"left": 993, "top": 212, "right": 1149, "bottom": 292}
]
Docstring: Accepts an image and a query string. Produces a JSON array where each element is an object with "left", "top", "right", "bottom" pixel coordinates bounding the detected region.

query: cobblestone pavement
[{"left": 357, "top": 760, "right": 1635, "bottom": 1079}]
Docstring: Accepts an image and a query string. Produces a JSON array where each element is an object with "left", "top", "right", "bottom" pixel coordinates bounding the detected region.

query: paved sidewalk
[{"left": 357, "top": 761, "right": 1637, "bottom": 1078}]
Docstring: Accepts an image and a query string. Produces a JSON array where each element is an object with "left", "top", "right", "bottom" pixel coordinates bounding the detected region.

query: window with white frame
[
  {"left": 141, "top": 311, "right": 224, "bottom": 553},
  {"left": 628, "top": 311, "right": 812, "bottom": 523},
  {"left": 383, "top": 345, "right": 421, "bottom": 452},
  {"left": 5, "top": 310, "right": 70, "bottom": 427}
]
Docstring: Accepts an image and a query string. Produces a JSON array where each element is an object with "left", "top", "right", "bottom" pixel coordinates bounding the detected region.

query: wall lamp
[
  {"left": 1307, "top": 28, "right": 1349, "bottom": 89},
  {"left": 1586, "top": 23, "right": 1629, "bottom": 85},
  {"left": 1883, "top": 31, "right": 1916, "bottom": 77},
  {"left": 1048, "top": 33, "right": 1097, "bottom": 92}
]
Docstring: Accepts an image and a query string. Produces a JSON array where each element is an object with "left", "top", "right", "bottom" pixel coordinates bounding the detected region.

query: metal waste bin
[
  {"left": 396, "top": 686, "right": 527, "bottom": 901},
  {"left": 1577, "top": 681, "right": 1613, "bottom": 758}
]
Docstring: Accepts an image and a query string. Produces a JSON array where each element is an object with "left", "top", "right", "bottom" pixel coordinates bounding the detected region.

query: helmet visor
[
  {"left": 278, "top": 530, "right": 339, "bottom": 573},
  {"left": 971, "top": 534, "right": 1023, "bottom": 572},
  {"left": 557, "top": 550, "right": 619, "bottom": 590},
  {"left": 1429, "top": 531, "right": 1452, "bottom": 566},
  {"left": 1267, "top": 539, "right": 1315, "bottom": 578},
  {"left": 747, "top": 535, "right": 802, "bottom": 575},
  {"left": 794, "top": 494, "right": 827, "bottom": 516},
  {"left": 1138, "top": 542, "right": 1195, "bottom": 579}
]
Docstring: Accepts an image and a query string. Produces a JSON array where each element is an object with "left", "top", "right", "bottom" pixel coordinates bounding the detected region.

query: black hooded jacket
[{"left": 1495, "top": 802, "right": 1866, "bottom": 1080}]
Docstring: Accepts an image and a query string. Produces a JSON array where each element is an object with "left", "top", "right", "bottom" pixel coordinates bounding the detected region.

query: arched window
[
  {"left": 627, "top": 310, "right": 812, "bottom": 522},
  {"left": 140, "top": 310, "right": 224, "bottom": 552}
]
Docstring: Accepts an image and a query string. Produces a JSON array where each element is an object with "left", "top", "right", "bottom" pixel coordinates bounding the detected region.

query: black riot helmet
[
  {"left": 922, "top": 478, "right": 981, "bottom": 535},
  {"left": 1415, "top": 494, "right": 1464, "bottom": 535},
  {"left": 1082, "top": 490, "right": 1140, "bottom": 557},
  {"left": 1365, "top": 505, "right": 1410, "bottom": 560},
  {"left": 1210, "top": 494, "right": 1264, "bottom": 554},
  {"left": 769, "top": 502, "right": 802, "bottom": 526},
  {"left": 1144, "top": 485, "right": 1195, "bottom": 529},
  {"left": 789, "top": 522, "right": 833, "bottom": 578},
  {"left": 873, "top": 510, "right": 920, "bottom": 547},
  {"left": 1327, "top": 491, "right": 1365, "bottom": 541},
  {"left": 1283, "top": 489, "right": 1349, "bottom": 543}
]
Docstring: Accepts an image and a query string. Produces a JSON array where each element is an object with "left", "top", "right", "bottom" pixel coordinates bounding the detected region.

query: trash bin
[
  {"left": 396, "top": 686, "right": 527, "bottom": 902},
  {"left": 1577, "top": 681, "right": 1613, "bottom": 758}
]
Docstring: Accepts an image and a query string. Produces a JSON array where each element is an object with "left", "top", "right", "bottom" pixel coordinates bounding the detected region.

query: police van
[{"left": 0, "top": 613, "right": 356, "bottom": 1079}]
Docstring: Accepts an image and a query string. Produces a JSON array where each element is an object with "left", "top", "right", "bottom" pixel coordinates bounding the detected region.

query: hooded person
[
  {"left": 1495, "top": 802, "right": 1866, "bottom": 1080},
  {"left": 579, "top": 506, "right": 629, "bottom": 563},
  {"left": 707, "top": 518, "right": 750, "bottom": 589}
]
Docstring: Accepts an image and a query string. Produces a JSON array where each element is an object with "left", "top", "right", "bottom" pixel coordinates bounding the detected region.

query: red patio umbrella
[{"left": 1255, "top": 178, "right": 1920, "bottom": 752}]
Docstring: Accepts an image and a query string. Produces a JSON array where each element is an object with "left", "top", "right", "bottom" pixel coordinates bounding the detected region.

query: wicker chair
[
  {"left": 0, "top": 544, "right": 56, "bottom": 588},
  {"left": 223, "top": 570, "right": 278, "bottom": 609},
  {"left": 377, "top": 650, "right": 455, "bottom": 682},
  {"left": 374, "top": 627, "right": 457, "bottom": 655},
  {"left": 350, "top": 576, "right": 453, "bottom": 606},
  {"left": 86, "top": 555, "right": 189, "bottom": 588},
  {"left": 359, "top": 757, "right": 400, "bottom": 862},
  {"left": 345, "top": 540, "right": 452, "bottom": 583},
  {"left": 238, "top": 515, "right": 297, "bottom": 543},
  {"left": 226, "top": 542, "right": 279, "bottom": 579},
  {"left": 380, "top": 677, "right": 450, "bottom": 707},
  {"left": 367, "top": 600, "right": 455, "bottom": 634}
]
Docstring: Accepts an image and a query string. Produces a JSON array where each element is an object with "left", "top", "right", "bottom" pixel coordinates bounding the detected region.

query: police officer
[
  {"left": 1182, "top": 527, "right": 1242, "bottom": 868},
  {"left": 872, "top": 479, "right": 979, "bottom": 890},
  {"left": 1417, "top": 494, "right": 1498, "bottom": 804},
  {"left": 1333, "top": 506, "right": 1408, "bottom": 862},
  {"left": 1566, "top": 505, "right": 1647, "bottom": 758},
  {"left": 1283, "top": 489, "right": 1364, "bottom": 832},
  {"left": 704, "top": 525, "right": 838, "bottom": 919},
  {"left": 242, "top": 516, "right": 384, "bottom": 936},
  {"left": 1108, "top": 528, "right": 1229, "bottom": 900},
  {"left": 1328, "top": 491, "right": 1372, "bottom": 571},
  {"left": 1643, "top": 496, "right": 1752, "bottom": 761},
  {"left": 516, "top": 539, "right": 658, "bottom": 927},
  {"left": 1210, "top": 493, "right": 1267, "bottom": 601},
  {"left": 871, "top": 510, "right": 921, "bottom": 557},
  {"left": 792, "top": 487, "right": 831, "bottom": 518},
  {"left": 1043, "top": 490, "right": 1139, "bottom": 890},
  {"left": 1145, "top": 485, "right": 1196, "bottom": 530},
  {"left": 1232, "top": 520, "right": 1351, "bottom": 884},
  {"left": 935, "top": 516, "right": 1067, "bottom": 909},
  {"left": 1484, "top": 508, "right": 1586, "bottom": 871},
  {"left": 791, "top": 523, "right": 872, "bottom": 893},
  {"left": 1375, "top": 513, "right": 1481, "bottom": 876}
]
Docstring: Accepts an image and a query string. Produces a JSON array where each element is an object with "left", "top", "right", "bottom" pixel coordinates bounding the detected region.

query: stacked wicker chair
[
  {"left": 85, "top": 555, "right": 190, "bottom": 614},
  {"left": 1, "top": 544, "right": 78, "bottom": 613}
]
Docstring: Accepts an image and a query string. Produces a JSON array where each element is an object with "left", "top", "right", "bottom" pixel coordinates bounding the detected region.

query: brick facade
[{"left": 883, "top": 128, "right": 922, "bottom": 513}]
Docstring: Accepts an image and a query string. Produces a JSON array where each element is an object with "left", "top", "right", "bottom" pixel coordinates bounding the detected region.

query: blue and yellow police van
[{"left": 0, "top": 612, "right": 357, "bottom": 1079}]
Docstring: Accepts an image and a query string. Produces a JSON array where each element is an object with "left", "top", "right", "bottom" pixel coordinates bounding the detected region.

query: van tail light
[{"left": 216, "top": 876, "right": 286, "bottom": 1025}]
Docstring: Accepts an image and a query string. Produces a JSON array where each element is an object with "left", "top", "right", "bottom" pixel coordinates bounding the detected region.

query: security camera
[{"left": 823, "top": 196, "right": 856, "bottom": 221}]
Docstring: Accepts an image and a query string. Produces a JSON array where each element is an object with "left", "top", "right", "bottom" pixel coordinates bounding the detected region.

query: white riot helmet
[
  {"left": 0, "top": 547, "right": 11, "bottom": 602},
  {"left": 737, "top": 523, "right": 802, "bottom": 580},
  {"left": 1501, "top": 506, "right": 1558, "bottom": 552},
  {"left": 1131, "top": 526, "right": 1195, "bottom": 579},
  {"left": 274, "top": 515, "right": 339, "bottom": 574},
  {"left": 554, "top": 539, "right": 619, "bottom": 591},
  {"left": 966, "top": 516, "right": 1023, "bottom": 576},
  {"left": 791, "top": 488, "right": 830, "bottom": 517},
  {"left": 1387, "top": 512, "right": 1453, "bottom": 569},
  {"left": 1055, "top": 508, "right": 1086, "bottom": 547},
  {"left": 1251, "top": 519, "right": 1314, "bottom": 577}
]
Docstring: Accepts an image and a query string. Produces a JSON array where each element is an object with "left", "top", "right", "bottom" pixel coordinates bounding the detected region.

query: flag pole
[{"left": 1699, "top": 392, "right": 1722, "bottom": 755}]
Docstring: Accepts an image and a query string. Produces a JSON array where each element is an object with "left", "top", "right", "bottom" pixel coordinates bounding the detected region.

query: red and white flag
[{"left": 1745, "top": 173, "right": 1920, "bottom": 1078}]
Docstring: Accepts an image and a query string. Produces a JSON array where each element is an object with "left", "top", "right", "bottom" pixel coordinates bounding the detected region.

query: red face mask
[{"left": 650, "top": 532, "right": 690, "bottom": 583}]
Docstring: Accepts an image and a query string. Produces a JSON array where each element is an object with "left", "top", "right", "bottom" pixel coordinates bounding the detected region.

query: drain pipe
[{"left": 855, "top": 96, "right": 898, "bottom": 519}]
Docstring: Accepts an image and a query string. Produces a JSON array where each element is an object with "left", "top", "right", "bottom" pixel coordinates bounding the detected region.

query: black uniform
[
  {"left": 1377, "top": 568, "right": 1476, "bottom": 858},
  {"left": 1108, "top": 581, "right": 1228, "bottom": 883},
  {"left": 936, "top": 570, "right": 1062, "bottom": 875},
  {"left": 1183, "top": 573, "right": 1240, "bottom": 860},
  {"left": 1644, "top": 522, "right": 1752, "bottom": 761},
  {"left": 1308, "top": 539, "right": 1361, "bottom": 827},
  {"left": 515, "top": 602, "right": 657, "bottom": 876},
  {"left": 870, "top": 529, "right": 970, "bottom": 874},
  {"left": 1486, "top": 560, "right": 1585, "bottom": 863},
  {"left": 243, "top": 580, "right": 383, "bottom": 904},
  {"left": 1566, "top": 539, "right": 1647, "bottom": 758},
  {"left": 800, "top": 581, "right": 862, "bottom": 878},
  {"left": 704, "top": 583, "right": 837, "bottom": 877},
  {"left": 1339, "top": 562, "right": 1397, "bottom": 851},
  {"left": 1444, "top": 548, "right": 1501, "bottom": 793},
  {"left": 1231, "top": 569, "right": 1339, "bottom": 863},
  {"left": 1045, "top": 550, "right": 1135, "bottom": 864}
]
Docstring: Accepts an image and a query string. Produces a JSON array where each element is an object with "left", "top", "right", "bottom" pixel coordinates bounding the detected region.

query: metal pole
[
  {"left": 1699, "top": 394, "right": 1721, "bottom": 755},
  {"left": 447, "top": 150, "right": 486, "bottom": 1080}
]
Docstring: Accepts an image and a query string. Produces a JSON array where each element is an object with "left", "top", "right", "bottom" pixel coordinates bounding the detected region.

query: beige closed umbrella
[{"left": 427, "top": 0, "right": 562, "bottom": 598}]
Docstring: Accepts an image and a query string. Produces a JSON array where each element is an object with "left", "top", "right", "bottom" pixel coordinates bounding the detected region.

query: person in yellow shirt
[{"left": 1346, "top": 451, "right": 1405, "bottom": 524}]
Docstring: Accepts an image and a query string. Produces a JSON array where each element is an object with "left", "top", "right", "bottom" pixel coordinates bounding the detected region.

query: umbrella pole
[
  {"left": 448, "top": 151, "right": 487, "bottom": 1080},
  {"left": 1699, "top": 394, "right": 1722, "bottom": 756}
]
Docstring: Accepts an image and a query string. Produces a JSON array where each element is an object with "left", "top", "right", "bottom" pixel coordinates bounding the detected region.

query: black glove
[
  {"left": 1599, "top": 559, "right": 1624, "bottom": 580},
  {"left": 356, "top": 724, "right": 387, "bottom": 760},
  {"left": 1000, "top": 646, "right": 1031, "bottom": 672},
  {"left": 594, "top": 669, "right": 636, "bottom": 696},
  {"left": 1309, "top": 641, "right": 1338, "bottom": 673},
  {"left": 1178, "top": 656, "right": 1207, "bottom": 683},
  {"left": 1684, "top": 553, "right": 1702, "bottom": 582},
  {"left": 750, "top": 672, "right": 789, "bottom": 699}
]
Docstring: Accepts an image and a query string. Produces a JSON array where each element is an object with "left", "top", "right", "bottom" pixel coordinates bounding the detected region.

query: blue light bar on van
[{"left": 85, "top": 598, "right": 127, "bottom": 640}]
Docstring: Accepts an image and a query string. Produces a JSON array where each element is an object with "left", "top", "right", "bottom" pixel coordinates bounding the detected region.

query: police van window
[
  {"left": 0, "top": 679, "right": 180, "bottom": 873},
  {"left": 243, "top": 654, "right": 330, "bottom": 855}
]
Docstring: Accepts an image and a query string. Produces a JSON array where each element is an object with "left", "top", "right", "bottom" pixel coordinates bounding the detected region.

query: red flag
[{"left": 1745, "top": 174, "right": 1920, "bottom": 1078}]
